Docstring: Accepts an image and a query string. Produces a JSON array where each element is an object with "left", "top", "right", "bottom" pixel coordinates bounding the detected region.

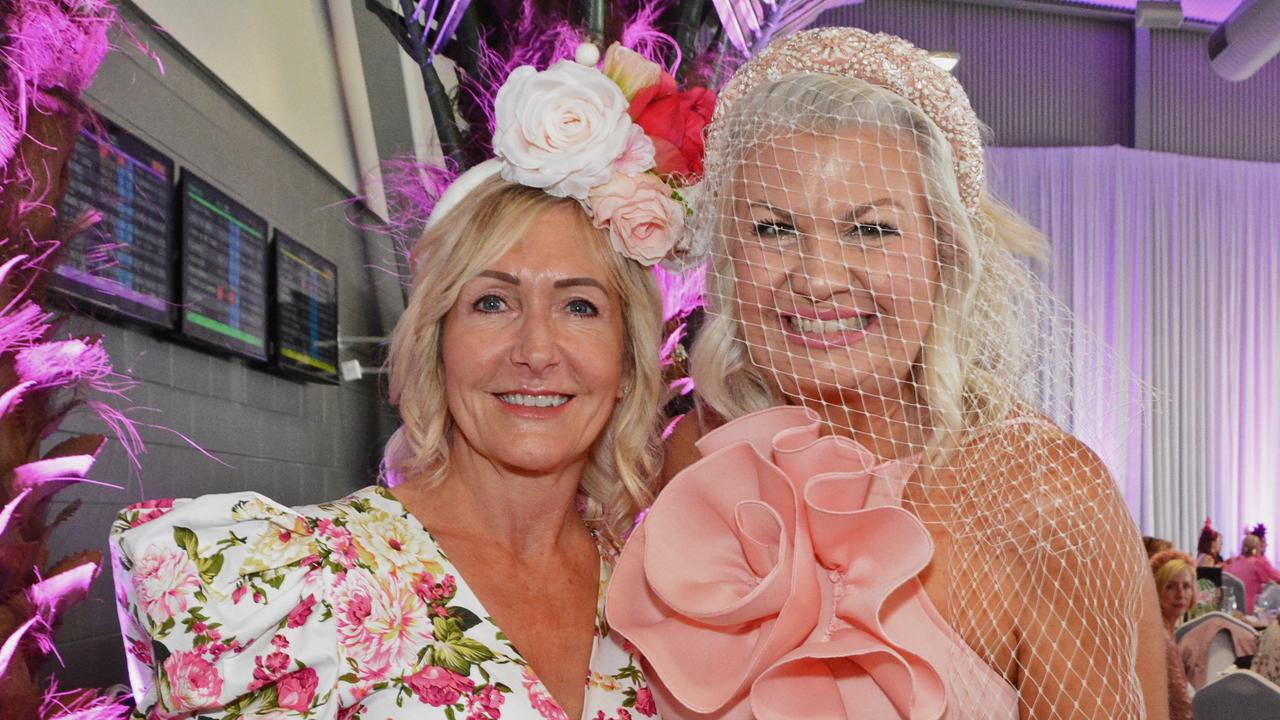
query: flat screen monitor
[
  {"left": 1197, "top": 567, "right": 1223, "bottom": 587},
  {"left": 177, "top": 172, "right": 269, "bottom": 361},
  {"left": 272, "top": 231, "right": 338, "bottom": 383},
  {"left": 50, "top": 120, "right": 176, "bottom": 328}
]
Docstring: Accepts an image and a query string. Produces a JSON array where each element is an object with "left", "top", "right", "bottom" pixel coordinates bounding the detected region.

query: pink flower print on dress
[
  {"left": 413, "top": 572, "right": 449, "bottom": 602},
  {"left": 133, "top": 546, "right": 201, "bottom": 623},
  {"left": 251, "top": 650, "right": 292, "bottom": 690},
  {"left": 287, "top": 594, "right": 317, "bottom": 628},
  {"left": 331, "top": 569, "right": 433, "bottom": 677},
  {"left": 160, "top": 650, "right": 223, "bottom": 712},
  {"left": 125, "top": 498, "right": 176, "bottom": 528},
  {"left": 406, "top": 665, "right": 476, "bottom": 706},
  {"left": 632, "top": 686, "right": 657, "bottom": 717},
  {"left": 126, "top": 636, "right": 152, "bottom": 666},
  {"left": 276, "top": 667, "right": 320, "bottom": 712},
  {"left": 521, "top": 667, "right": 569, "bottom": 720},
  {"left": 467, "top": 683, "right": 505, "bottom": 720},
  {"left": 316, "top": 519, "right": 359, "bottom": 568}
]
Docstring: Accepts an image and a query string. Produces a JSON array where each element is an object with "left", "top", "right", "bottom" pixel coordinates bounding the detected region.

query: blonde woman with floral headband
[
  {"left": 110, "top": 44, "right": 693, "bottom": 719},
  {"left": 608, "top": 28, "right": 1168, "bottom": 719}
]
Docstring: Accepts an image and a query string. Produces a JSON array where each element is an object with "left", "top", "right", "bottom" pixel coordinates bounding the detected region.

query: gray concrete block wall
[{"left": 40, "top": 4, "right": 405, "bottom": 690}]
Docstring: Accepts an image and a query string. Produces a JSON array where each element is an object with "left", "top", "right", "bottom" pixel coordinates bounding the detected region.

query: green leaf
[
  {"left": 430, "top": 635, "right": 496, "bottom": 675},
  {"left": 198, "top": 553, "right": 224, "bottom": 584},
  {"left": 173, "top": 527, "right": 199, "bottom": 558},
  {"left": 339, "top": 672, "right": 359, "bottom": 684},
  {"left": 432, "top": 615, "right": 460, "bottom": 640},
  {"left": 260, "top": 684, "right": 279, "bottom": 709}
]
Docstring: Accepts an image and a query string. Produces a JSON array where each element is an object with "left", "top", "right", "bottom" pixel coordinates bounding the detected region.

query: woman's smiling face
[
  {"left": 725, "top": 128, "right": 942, "bottom": 406},
  {"left": 441, "top": 204, "right": 627, "bottom": 477}
]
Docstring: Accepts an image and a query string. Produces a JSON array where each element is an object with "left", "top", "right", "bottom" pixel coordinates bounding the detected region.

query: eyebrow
[
  {"left": 846, "top": 198, "right": 907, "bottom": 220},
  {"left": 476, "top": 270, "right": 605, "bottom": 293},
  {"left": 477, "top": 270, "right": 519, "bottom": 284},
  {"left": 553, "top": 277, "right": 607, "bottom": 292},
  {"left": 749, "top": 197, "right": 906, "bottom": 222},
  {"left": 748, "top": 201, "right": 794, "bottom": 220}
]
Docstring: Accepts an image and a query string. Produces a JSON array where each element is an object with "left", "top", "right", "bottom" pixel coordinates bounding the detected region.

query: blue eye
[
  {"left": 473, "top": 294, "right": 506, "bottom": 313},
  {"left": 566, "top": 298, "right": 598, "bottom": 316},
  {"left": 849, "top": 222, "right": 901, "bottom": 244},
  {"left": 754, "top": 221, "right": 797, "bottom": 238}
]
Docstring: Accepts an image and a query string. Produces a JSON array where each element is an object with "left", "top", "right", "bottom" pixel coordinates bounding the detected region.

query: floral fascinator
[{"left": 427, "top": 43, "right": 712, "bottom": 267}]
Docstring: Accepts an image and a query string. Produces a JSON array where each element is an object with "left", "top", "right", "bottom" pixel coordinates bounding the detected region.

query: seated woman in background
[
  {"left": 1151, "top": 551, "right": 1195, "bottom": 720},
  {"left": 110, "top": 48, "right": 679, "bottom": 719},
  {"left": 1197, "top": 519, "right": 1224, "bottom": 568},
  {"left": 1223, "top": 530, "right": 1280, "bottom": 614}
]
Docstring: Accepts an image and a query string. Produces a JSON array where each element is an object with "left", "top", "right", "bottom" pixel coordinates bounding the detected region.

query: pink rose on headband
[
  {"left": 494, "top": 60, "right": 633, "bottom": 200},
  {"left": 588, "top": 172, "right": 684, "bottom": 266},
  {"left": 614, "top": 125, "right": 656, "bottom": 176}
]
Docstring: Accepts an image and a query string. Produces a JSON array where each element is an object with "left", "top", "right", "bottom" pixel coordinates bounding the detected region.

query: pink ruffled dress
[{"left": 607, "top": 406, "right": 1018, "bottom": 719}]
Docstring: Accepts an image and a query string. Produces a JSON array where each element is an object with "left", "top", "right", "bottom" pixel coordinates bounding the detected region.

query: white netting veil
[{"left": 679, "top": 27, "right": 1157, "bottom": 718}]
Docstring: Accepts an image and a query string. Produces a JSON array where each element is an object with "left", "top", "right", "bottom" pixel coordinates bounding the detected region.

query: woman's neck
[
  {"left": 396, "top": 446, "right": 590, "bottom": 559},
  {"left": 803, "top": 379, "right": 930, "bottom": 460}
]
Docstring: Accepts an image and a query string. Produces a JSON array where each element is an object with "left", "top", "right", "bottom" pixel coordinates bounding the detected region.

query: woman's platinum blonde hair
[
  {"left": 690, "top": 72, "right": 1049, "bottom": 467},
  {"left": 383, "top": 177, "right": 664, "bottom": 541},
  {"left": 648, "top": 27, "right": 1159, "bottom": 718}
]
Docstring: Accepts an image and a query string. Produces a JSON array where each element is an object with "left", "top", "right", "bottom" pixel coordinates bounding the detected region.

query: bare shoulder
[{"left": 951, "top": 419, "right": 1136, "bottom": 557}]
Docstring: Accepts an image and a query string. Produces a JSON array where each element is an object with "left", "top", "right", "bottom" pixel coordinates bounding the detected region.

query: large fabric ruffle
[{"left": 608, "top": 406, "right": 1014, "bottom": 719}]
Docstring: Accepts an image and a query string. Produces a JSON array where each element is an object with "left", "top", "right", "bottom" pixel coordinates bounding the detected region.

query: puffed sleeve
[{"left": 110, "top": 493, "right": 340, "bottom": 719}]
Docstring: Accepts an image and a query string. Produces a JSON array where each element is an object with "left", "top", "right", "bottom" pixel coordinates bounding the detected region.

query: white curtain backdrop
[{"left": 986, "top": 146, "right": 1280, "bottom": 557}]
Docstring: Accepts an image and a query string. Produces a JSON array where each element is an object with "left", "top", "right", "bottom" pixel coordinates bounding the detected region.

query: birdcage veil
[{"left": 670, "top": 27, "right": 1151, "bottom": 717}]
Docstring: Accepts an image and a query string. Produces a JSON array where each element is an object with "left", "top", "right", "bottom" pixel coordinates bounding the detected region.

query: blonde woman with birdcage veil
[{"left": 608, "top": 27, "right": 1169, "bottom": 719}]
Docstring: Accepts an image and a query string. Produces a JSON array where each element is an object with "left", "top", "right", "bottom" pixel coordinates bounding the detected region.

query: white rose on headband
[
  {"left": 493, "top": 61, "right": 633, "bottom": 200},
  {"left": 588, "top": 172, "right": 684, "bottom": 266}
]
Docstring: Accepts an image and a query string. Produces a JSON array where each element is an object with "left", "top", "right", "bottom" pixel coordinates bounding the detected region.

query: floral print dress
[{"left": 110, "top": 486, "right": 656, "bottom": 720}]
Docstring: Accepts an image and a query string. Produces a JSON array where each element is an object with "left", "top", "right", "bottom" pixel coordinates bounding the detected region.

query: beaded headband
[{"left": 711, "top": 27, "right": 985, "bottom": 214}]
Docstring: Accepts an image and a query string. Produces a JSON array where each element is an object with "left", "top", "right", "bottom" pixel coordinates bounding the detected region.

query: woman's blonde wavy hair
[
  {"left": 1150, "top": 550, "right": 1196, "bottom": 597},
  {"left": 382, "top": 177, "right": 664, "bottom": 542},
  {"left": 690, "top": 73, "right": 1049, "bottom": 468}
]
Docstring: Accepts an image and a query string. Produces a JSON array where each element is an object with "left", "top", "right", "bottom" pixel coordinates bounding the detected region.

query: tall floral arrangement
[{"left": 0, "top": 1, "right": 140, "bottom": 718}]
